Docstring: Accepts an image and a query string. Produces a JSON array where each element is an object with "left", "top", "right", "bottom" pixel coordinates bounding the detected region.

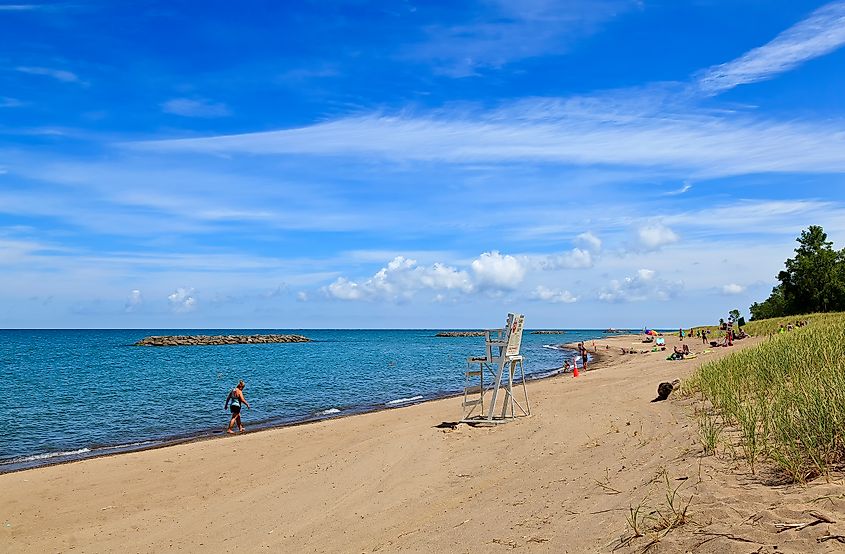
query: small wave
[
  {"left": 110, "top": 440, "right": 157, "bottom": 450},
  {"left": 542, "top": 344, "right": 569, "bottom": 351},
  {"left": 531, "top": 367, "right": 566, "bottom": 379},
  {"left": 386, "top": 395, "right": 423, "bottom": 406},
  {"left": 320, "top": 408, "right": 341, "bottom": 415},
  {"left": 1, "top": 447, "right": 91, "bottom": 465}
]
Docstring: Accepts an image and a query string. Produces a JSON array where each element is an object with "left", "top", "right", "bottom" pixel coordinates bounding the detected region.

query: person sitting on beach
[
  {"left": 563, "top": 360, "right": 571, "bottom": 373},
  {"left": 225, "top": 380, "right": 251, "bottom": 434},
  {"left": 669, "top": 345, "right": 685, "bottom": 360},
  {"left": 682, "top": 344, "right": 690, "bottom": 356}
]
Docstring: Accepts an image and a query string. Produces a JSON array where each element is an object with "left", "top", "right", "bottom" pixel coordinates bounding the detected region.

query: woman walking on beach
[{"left": 225, "top": 380, "right": 251, "bottom": 434}]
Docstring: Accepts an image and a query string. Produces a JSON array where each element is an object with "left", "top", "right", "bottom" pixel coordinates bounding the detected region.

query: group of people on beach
[
  {"left": 779, "top": 320, "right": 808, "bottom": 333},
  {"left": 562, "top": 342, "right": 590, "bottom": 373}
]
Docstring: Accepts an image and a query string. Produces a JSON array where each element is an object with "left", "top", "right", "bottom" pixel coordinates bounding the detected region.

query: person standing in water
[
  {"left": 578, "top": 341, "right": 588, "bottom": 371},
  {"left": 224, "top": 380, "right": 251, "bottom": 434}
]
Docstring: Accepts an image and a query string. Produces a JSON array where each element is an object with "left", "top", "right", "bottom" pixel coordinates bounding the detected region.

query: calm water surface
[{"left": 0, "top": 328, "right": 615, "bottom": 471}]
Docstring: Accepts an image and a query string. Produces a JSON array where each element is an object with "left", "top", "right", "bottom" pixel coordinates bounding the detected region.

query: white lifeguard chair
[{"left": 460, "top": 313, "right": 530, "bottom": 425}]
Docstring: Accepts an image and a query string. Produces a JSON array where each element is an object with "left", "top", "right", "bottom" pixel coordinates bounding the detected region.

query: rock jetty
[
  {"left": 435, "top": 331, "right": 485, "bottom": 337},
  {"left": 530, "top": 330, "right": 565, "bottom": 334},
  {"left": 134, "top": 334, "right": 311, "bottom": 346}
]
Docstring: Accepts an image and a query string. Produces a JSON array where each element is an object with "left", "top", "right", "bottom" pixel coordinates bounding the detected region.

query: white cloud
[
  {"left": 598, "top": 269, "right": 682, "bottom": 303},
  {"left": 407, "top": 0, "right": 636, "bottom": 77},
  {"left": 168, "top": 287, "right": 197, "bottom": 312},
  {"left": 721, "top": 283, "right": 745, "bottom": 295},
  {"left": 637, "top": 223, "right": 679, "bottom": 250},
  {"left": 125, "top": 289, "right": 143, "bottom": 312},
  {"left": 531, "top": 285, "right": 577, "bottom": 303},
  {"left": 0, "top": 4, "right": 45, "bottom": 10},
  {"left": 296, "top": 291, "right": 308, "bottom": 302},
  {"left": 534, "top": 248, "right": 593, "bottom": 270},
  {"left": 471, "top": 251, "right": 525, "bottom": 290},
  {"left": 15, "top": 66, "right": 80, "bottom": 83},
  {"left": 161, "top": 98, "right": 231, "bottom": 118},
  {"left": 134, "top": 104, "right": 845, "bottom": 178},
  {"left": 637, "top": 268, "right": 656, "bottom": 281},
  {"left": 574, "top": 231, "right": 602, "bottom": 251},
  {"left": 325, "top": 278, "right": 362, "bottom": 300},
  {"left": 664, "top": 182, "right": 692, "bottom": 196},
  {"left": 324, "top": 256, "right": 474, "bottom": 302},
  {"left": 698, "top": 2, "right": 845, "bottom": 94}
]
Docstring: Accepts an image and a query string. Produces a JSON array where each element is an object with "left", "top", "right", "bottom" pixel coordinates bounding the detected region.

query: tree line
[{"left": 750, "top": 225, "right": 845, "bottom": 320}]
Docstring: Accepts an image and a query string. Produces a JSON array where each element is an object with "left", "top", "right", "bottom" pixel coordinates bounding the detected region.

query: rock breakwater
[{"left": 134, "top": 334, "right": 311, "bottom": 346}]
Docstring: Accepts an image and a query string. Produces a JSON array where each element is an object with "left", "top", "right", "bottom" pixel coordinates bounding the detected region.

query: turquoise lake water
[{"left": 0, "top": 329, "right": 615, "bottom": 472}]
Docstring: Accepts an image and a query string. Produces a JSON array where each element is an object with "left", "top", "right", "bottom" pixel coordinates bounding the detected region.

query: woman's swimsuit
[{"left": 229, "top": 389, "right": 241, "bottom": 414}]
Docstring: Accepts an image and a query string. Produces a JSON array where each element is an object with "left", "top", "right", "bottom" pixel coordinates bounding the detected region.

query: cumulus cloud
[
  {"left": 471, "top": 251, "right": 526, "bottom": 290},
  {"left": 637, "top": 223, "right": 679, "bottom": 250},
  {"left": 168, "top": 287, "right": 197, "bottom": 312},
  {"left": 531, "top": 285, "right": 577, "bottom": 304},
  {"left": 125, "top": 289, "right": 143, "bottom": 312},
  {"left": 721, "top": 283, "right": 745, "bottom": 295},
  {"left": 598, "top": 269, "right": 681, "bottom": 303},
  {"left": 296, "top": 291, "right": 308, "bottom": 302},
  {"left": 575, "top": 231, "right": 602, "bottom": 251},
  {"left": 535, "top": 248, "right": 593, "bottom": 270},
  {"left": 324, "top": 256, "right": 473, "bottom": 302}
]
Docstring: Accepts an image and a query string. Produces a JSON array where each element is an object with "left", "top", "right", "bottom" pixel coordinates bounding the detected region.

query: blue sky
[{"left": 2, "top": 1, "right": 845, "bottom": 329}]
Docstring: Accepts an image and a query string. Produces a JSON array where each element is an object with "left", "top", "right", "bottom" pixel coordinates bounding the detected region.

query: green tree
[
  {"left": 750, "top": 226, "right": 845, "bottom": 319},
  {"left": 728, "top": 309, "right": 741, "bottom": 323},
  {"left": 750, "top": 285, "right": 786, "bottom": 320}
]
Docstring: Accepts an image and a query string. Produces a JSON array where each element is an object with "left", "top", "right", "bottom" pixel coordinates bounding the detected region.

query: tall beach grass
[{"left": 688, "top": 312, "right": 845, "bottom": 482}]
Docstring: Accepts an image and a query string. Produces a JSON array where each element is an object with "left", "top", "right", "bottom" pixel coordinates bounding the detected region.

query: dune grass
[
  {"left": 743, "top": 311, "right": 840, "bottom": 336},
  {"left": 687, "top": 312, "right": 845, "bottom": 482}
]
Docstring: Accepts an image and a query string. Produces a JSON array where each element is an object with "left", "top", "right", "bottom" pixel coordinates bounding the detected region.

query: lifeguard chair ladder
[{"left": 460, "top": 313, "right": 530, "bottom": 425}]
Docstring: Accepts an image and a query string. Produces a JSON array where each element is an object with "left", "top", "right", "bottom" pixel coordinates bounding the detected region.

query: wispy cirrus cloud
[
  {"left": 161, "top": 97, "right": 230, "bottom": 118},
  {"left": 0, "top": 4, "right": 41, "bottom": 10},
  {"left": 664, "top": 182, "right": 692, "bottom": 196},
  {"left": 130, "top": 3, "right": 845, "bottom": 179},
  {"left": 15, "top": 65, "right": 81, "bottom": 83},
  {"left": 697, "top": 1, "right": 845, "bottom": 94},
  {"left": 0, "top": 97, "right": 24, "bottom": 108},
  {"left": 132, "top": 103, "right": 845, "bottom": 178},
  {"left": 407, "top": 0, "right": 638, "bottom": 77}
]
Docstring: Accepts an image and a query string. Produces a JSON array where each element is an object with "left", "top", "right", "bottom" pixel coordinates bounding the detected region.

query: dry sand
[{"left": 3, "top": 333, "right": 844, "bottom": 553}]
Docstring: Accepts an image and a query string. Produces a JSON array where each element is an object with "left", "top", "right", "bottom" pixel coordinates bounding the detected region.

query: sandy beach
[{"left": 4, "top": 333, "right": 844, "bottom": 553}]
